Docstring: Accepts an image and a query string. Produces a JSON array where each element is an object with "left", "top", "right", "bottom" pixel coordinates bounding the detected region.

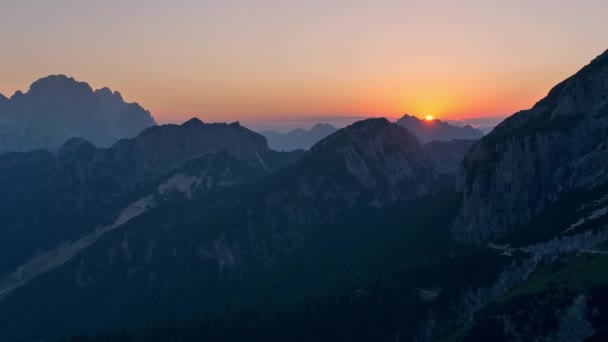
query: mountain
[
  {"left": 396, "top": 114, "right": 485, "bottom": 143},
  {"left": 0, "top": 118, "right": 450, "bottom": 339},
  {"left": 69, "top": 51, "right": 608, "bottom": 342},
  {"left": 259, "top": 123, "right": 338, "bottom": 151},
  {"left": 0, "top": 75, "right": 156, "bottom": 153},
  {"left": 454, "top": 49, "right": 608, "bottom": 242},
  {"left": 0, "top": 119, "right": 297, "bottom": 292}
]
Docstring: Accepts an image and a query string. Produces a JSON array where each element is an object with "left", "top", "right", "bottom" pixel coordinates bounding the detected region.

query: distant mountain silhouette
[
  {"left": 0, "top": 75, "right": 156, "bottom": 153},
  {"left": 0, "top": 94, "right": 7, "bottom": 116},
  {"left": 396, "top": 114, "right": 484, "bottom": 143},
  {"left": 259, "top": 123, "right": 338, "bottom": 151}
]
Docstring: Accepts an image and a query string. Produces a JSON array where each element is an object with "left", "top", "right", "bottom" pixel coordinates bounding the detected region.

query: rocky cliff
[{"left": 454, "top": 50, "right": 608, "bottom": 242}]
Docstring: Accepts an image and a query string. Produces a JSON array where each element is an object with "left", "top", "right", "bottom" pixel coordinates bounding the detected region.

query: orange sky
[{"left": 1, "top": 1, "right": 607, "bottom": 128}]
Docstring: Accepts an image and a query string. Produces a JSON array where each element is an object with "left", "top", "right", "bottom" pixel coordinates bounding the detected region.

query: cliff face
[{"left": 454, "top": 50, "right": 608, "bottom": 242}]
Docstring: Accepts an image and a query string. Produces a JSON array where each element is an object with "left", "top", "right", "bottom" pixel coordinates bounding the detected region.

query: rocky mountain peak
[
  {"left": 310, "top": 122, "right": 336, "bottom": 132},
  {"left": 308, "top": 118, "right": 435, "bottom": 206},
  {"left": 536, "top": 49, "right": 608, "bottom": 117},
  {"left": 313, "top": 117, "right": 417, "bottom": 153},
  {"left": 102, "top": 119, "right": 271, "bottom": 181}
]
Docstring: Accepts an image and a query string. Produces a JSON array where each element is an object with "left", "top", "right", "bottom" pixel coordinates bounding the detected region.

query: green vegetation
[{"left": 503, "top": 254, "right": 608, "bottom": 301}]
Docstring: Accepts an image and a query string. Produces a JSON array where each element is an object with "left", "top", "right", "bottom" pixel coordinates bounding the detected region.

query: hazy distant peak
[
  {"left": 310, "top": 122, "right": 336, "bottom": 131},
  {"left": 94, "top": 87, "right": 124, "bottom": 102},
  {"left": 395, "top": 114, "right": 484, "bottom": 143},
  {"left": 0, "top": 75, "right": 157, "bottom": 153},
  {"left": 258, "top": 122, "right": 339, "bottom": 151},
  {"left": 29, "top": 74, "right": 94, "bottom": 95}
]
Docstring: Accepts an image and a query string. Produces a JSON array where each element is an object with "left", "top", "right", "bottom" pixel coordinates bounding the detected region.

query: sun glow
[{"left": 424, "top": 115, "right": 434, "bottom": 121}]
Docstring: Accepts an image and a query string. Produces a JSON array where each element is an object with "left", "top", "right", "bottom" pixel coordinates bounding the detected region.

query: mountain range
[
  {"left": 396, "top": 114, "right": 485, "bottom": 143},
  {"left": 260, "top": 118, "right": 486, "bottom": 152},
  {"left": 0, "top": 115, "right": 469, "bottom": 340},
  {"left": 1, "top": 50, "right": 608, "bottom": 341},
  {"left": 0, "top": 75, "right": 156, "bottom": 153},
  {"left": 259, "top": 123, "right": 338, "bottom": 151}
]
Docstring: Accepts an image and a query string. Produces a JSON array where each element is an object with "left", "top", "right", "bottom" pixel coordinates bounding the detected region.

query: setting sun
[{"left": 424, "top": 115, "right": 434, "bottom": 121}]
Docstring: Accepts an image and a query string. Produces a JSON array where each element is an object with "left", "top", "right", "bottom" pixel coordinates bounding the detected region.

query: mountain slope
[
  {"left": 454, "top": 49, "right": 608, "bottom": 242},
  {"left": 259, "top": 123, "right": 338, "bottom": 151},
  {"left": 396, "top": 114, "right": 484, "bottom": 143},
  {"left": 0, "top": 118, "right": 444, "bottom": 340},
  {"left": 0, "top": 119, "right": 290, "bottom": 284},
  {"left": 0, "top": 75, "right": 156, "bottom": 153},
  {"left": 54, "top": 50, "right": 608, "bottom": 342}
]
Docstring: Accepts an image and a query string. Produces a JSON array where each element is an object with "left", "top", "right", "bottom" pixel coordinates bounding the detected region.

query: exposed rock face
[
  {"left": 309, "top": 118, "right": 435, "bottom": 205},
  {"left": 396, "top": 114, "right": 484, "bottom": 143},
  {"left": 259, "top": 123, "right": 338, "bottom": 151},
  {"left": 156, "top": 151, "right": 266, "bottom": 199},
  {"left": 248, "top": 118, "right": 438, "bottom": 257},
  {"left": 0, "top": 75, "right": 156, "bottom": 153},
  {"left": 454, "top": 50, "right": 608, "bottom": 242}
]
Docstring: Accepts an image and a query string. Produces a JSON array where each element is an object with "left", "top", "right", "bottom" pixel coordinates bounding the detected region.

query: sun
[{"left": 424, "top": 115, "right": 434, "bottom": 121}]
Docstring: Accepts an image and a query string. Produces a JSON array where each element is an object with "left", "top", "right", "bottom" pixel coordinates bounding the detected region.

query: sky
[{"left": 1, "top": 0, "right": 607, "bottom": 130}]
